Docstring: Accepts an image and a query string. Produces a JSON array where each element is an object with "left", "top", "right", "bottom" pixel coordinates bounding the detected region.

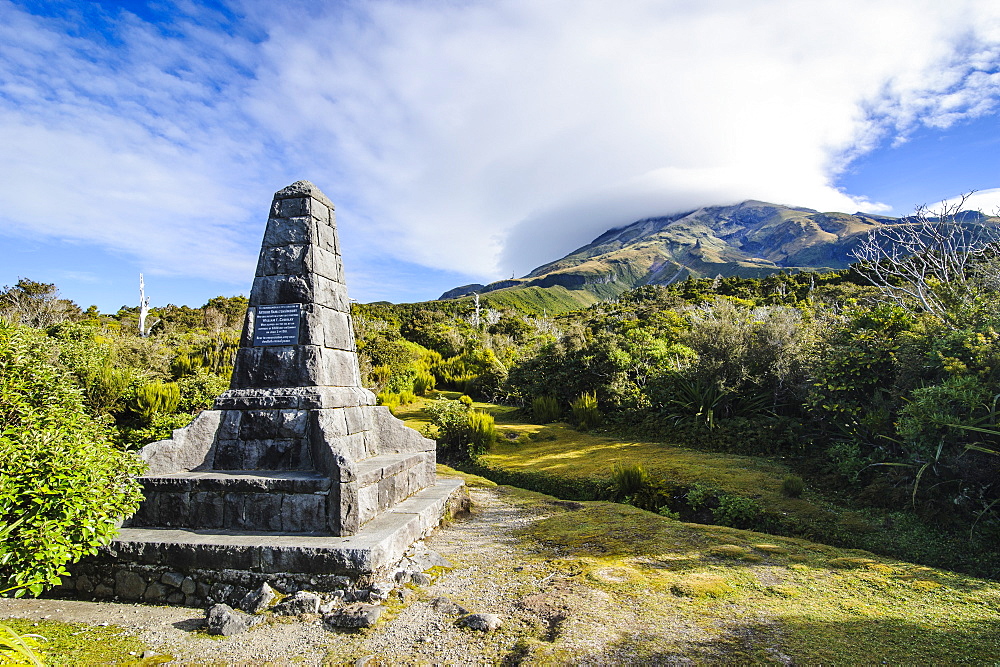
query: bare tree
[{"left": 850, "top": 193, "right": 1000, "bottom": 326}]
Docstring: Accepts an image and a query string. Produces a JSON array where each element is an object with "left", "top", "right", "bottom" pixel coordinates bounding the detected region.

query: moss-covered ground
[
  {"left": 491, "top": 487, "right": 1000, "bottom": 663},
  {"left": 0, "top": 618, "right": 161, "bottom": 665},
  {"left": 399, "top": 394, "right": 1000, "bottom": 578}
]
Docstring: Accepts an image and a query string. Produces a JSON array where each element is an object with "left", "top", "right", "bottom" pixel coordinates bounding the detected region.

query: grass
[
  {"left": 400, "top": 393, "right": 1000, "bottom": 578},
  {"left": 506, "top": 491, "right": 1000, "bottom": 663},
  {"left": 0, "top": 618, "right": 164, "bottom": 665}
]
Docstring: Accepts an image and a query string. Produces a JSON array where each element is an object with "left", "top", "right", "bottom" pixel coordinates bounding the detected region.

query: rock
[
  {"left": 94, "top": 583, "right": 114, "bottom": 599},
  {"left": 143, "top": 582, "right": 167, "bottom": 602},
  {"left": 205, "top": 603, "right": 256, "bottom": 636},
  {"left": 410, "top": 573, "right": 432, "bottom": 586},
  {"left": 161, "top": 571, "right": 185, "bottom": 588},
  {"left": 75, "top": 575, "right": 94, "bottom": 594},
  {"left": 393, "top": 570, "right": 411, "bottom": 584},
  {"left": 209, "top": 583, "right": 235, "bottom": 605},
  {"left": 431, "top": 597, "right": 468, "bottom": 616},
  {"left": 368, "top": 583, "right": 393, "bottom": 601},
  {"left": 273, "top": 590, "right": 321, "bottom": 616},
  {"left": 114, "top": 571, "right": 147, "bottom": 601},
  {"left": 324, "top": 603, "right": 384, "bottom": 629},
  {"left": 239, "top": 582, "right": 277, "bottom": 614},
  {"left": 166, "top": 592, "right": 184, "bottom": 605},
  {"left": 181, "top": 577, "right": 197, "bottom": 595},
  {"left": 408, "top": 547, "right": 453, "bottom": 571},
  {"left": 458, "top": 613, "right": 502, "bottom": 632}
]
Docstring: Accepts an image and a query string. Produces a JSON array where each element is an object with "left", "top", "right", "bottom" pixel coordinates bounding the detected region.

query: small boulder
[
  {"left": 458, "top": 613, "right": 502, "bottom": 632},
  {"left": 432, "top": 597, "right": 468, "bottom": 616},
  {"left": 205, "top": 603, "right": 255, "bottom": 636},
  {"left": 273, "top": 590, "right": 321, "bottom": 616},
  {"left": 239, "top": 582, "right": 277, "bottom": 614},
  {"left": 324, "top": 603, "right": 384, "bottom": 629},
  {"left": 410, "top": 573, "right": 432, "bottom": 586},
  {"left": 161, "top": 571, "right": 185, "bottom": 588}
]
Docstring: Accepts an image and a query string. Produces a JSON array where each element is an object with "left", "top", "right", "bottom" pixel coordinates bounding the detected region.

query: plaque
[{"left": 252, "top": 303, "right": 301, "bottom": 346}]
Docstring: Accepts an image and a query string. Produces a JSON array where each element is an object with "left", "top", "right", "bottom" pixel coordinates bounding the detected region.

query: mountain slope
[{"left": 439, "top": 200, "right": 901, "bottom": 309}]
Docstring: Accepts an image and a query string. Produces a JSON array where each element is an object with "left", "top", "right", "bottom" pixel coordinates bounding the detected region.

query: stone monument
[{"left": 67, "top": 182, "right": 463, "bottom": 603}]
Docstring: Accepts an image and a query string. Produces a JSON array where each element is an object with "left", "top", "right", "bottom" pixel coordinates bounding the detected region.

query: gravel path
[{"left": 0, "top": 486, "right": 586, "bottom": 665}]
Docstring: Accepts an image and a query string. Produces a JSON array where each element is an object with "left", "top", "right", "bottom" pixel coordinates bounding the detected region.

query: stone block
[
  {"left": 334, "top": 481, "right": 359, "bottom": 536},
  {"left": 144, "top": 582, "right": 167, "bottom": 602},
  {"left": 343, "top": 406, "right": 370, "bottom": 435},
  {"left": 263, "top": 215, "right": 315, "bottom": 247},
  {"left": 181, "top": 577, "right": 197, "bottom": 595},
  {"left": 140, "top": 410, "right": 222, "bottom": 475},
  {"left": 115, "top": 570, "right": 147, "bottom": 600},
  {"left": 312, "top": 408, "right": 348, "bottom": 438},
  {"left": 161, "top": 571, "right": 185, "bottom": 588},
  {"left": 358, "top": 484, "right": 378, "bottom": 527},
  {"left": 238, "top": 410, "right": 308, "bottom": 440},
  {"left": 225, "top": 492, "right": 283, "bottom": 531},
  {"left": 276, "top": 196, "right": 311, "bottom": 219},
  {"left": 218, "top": 411, "right": 241, "bottom": 440},
  {"left": 299, "top": 305, "right": 354, "bottom": 351},
  {"left": 281, "top": 493, "right": 328, "bottom": 532},
  {"left": 273, "top": 180, "right": 335, "bottom": 210},
  {"left": 248, "top": 274, "right": 313, "bottom": 307},
  {"left": 75, "top": 574, "right": 94, "bottom": 594},
  {"left": 317, "top": 216, "right": 339, "bottom": 255},
  {"left": 167, "top": 592, "right": 184, "bottom": 605},
  {"left": 257, "top": 243, "right": 309, "bottom": 277},
  {"left": 189, "top": 492, "right": 224, "bottom": 528}
]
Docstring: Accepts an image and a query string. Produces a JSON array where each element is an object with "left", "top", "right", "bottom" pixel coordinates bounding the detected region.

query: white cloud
[{"left": 1, "top": 0, "right": 1000, "bottom": 299}]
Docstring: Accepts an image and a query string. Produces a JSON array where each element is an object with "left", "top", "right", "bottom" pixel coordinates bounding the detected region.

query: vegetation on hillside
[{"left": 4, "top": 198, "right": 1000, "bottom": 595}]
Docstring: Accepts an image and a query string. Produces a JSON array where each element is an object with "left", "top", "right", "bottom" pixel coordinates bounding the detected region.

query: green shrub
[
  {"left": 609, "top": 462, "right": 649, "bottom": 501},
  {"left": 459, "top": 394, "right": 474, "bottom": 407},
  {"left": 413, "top": 370, "right": 436, "bottom": 395},
  {"left": 376, "top": 391, "right": 401, "bottom": 411},
  {"left": 0, "top": 322, "right": 144, "bottom": 596},
  {"left": 398, "top": 390, "right": 417, "bottom": 405},
  {"left": 532, "top": 395, "right": 561, "bottom": 423},
  {"left": 176, "top": 368, "right": 229, "bottom": 413},
  {"left": 425, "top": 397, "right": 496, "bottom": 459},
  {"left": 465, "top": 410, "right": 498, "bottom": 457},
  {"left": 571, "top": 392, "right": 602, "bottom": 430},
  {"left": 132, "top": 382, "right": 180, "bottom": 422},
  {"left": 116, "top": 412, "right": 195, "bottom": 449},
  {"left": 712, "top": 493, "right": 765, "bottom": 529},
  {"left": 782, "top": 475, "right": 805, "bottom": 498}
]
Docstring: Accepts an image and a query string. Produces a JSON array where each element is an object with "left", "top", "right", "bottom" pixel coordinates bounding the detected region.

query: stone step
[
  {"left": 127, "top": 470, "right": 331, "bottom": 534},
  {"left": 353, "top": 452, "right": 436, "bottom": 529},
  {"left": 138, "top": 469, "right": 331, "bottom": 493},
  {"left": 109, "top": 477, "right": 464, "bottom": 578}
]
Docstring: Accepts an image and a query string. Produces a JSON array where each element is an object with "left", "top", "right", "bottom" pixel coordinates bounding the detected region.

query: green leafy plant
[
  {"left": 531, "top": 395, "right": 561, "bottom": 423},
  {"left": 413, "top": 370, "right": 436, "bottom": 395},
  {"left": 571, "top": 391, "right": 602, "bottom": 430},
  {"left": 608, "top": 462, "right": 649, "bottom": 502},
  {"left": 0, "top": 322, "right": 145, "bottom": 597},
  {"left": 782, "top": 475, "right": 805, "bottom": 498},
  {"left": 132, "top": 381, "right": 180, "bottom": 422}
]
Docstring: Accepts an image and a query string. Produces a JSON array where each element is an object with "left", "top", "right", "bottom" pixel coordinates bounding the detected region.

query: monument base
[{"left": 60, "top": 477, "right": 465, "bottom": 606}]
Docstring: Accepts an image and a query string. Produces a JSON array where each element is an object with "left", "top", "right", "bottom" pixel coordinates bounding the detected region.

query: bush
[
  {"left": 425, "top": 397, "right": 497, "bottom": 459},
  {"left": 609, "top": 462, "right": 649, "bottom": 501},
  {"left": 459, "top": 394, "right": 474, "bottom": 407},
  {"left": 571, "top": 392, "right": 601, "bottom": 430},
  {"left": 376, "top": 391, "right": 401, "bottom": 411},
  {"left": 413, "top": 370, "right": 436, "bottom": 395},
  {"left": 465, "top": 410, "right": 498, "bottom": 457},
  {"left": 532, "top": 395, "right": 561, "bottom": 423},
  {"left": 0, "top": 322, "right": 144, "bottom": 596},
  {"left": 176, "top": 368, "right": 229, "bottom": 413},
  {"left": 782, "top": 475, "right": 805, "bottom": 498},
  {"left": 132, "top": 382, "right": 180, "bottom": 422}
]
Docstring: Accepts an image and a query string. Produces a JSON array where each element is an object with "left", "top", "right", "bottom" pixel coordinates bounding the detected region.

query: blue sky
[{"left": 2, "top": 0, "right": 1000, "bottom": 312}]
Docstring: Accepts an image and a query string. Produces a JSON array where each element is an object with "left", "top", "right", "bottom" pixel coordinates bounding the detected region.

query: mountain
[{"left": 438, "top": 200, "right": 902, "bottom": 309}]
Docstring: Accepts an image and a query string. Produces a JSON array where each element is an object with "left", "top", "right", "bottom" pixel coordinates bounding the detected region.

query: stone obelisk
[{"left": 134, "top": 181, "right": 436, "bottom": 536}]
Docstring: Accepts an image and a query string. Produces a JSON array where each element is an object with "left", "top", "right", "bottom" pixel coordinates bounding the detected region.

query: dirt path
[{"left": 0, "top": 486, "right": 609, "bottom": 665}]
